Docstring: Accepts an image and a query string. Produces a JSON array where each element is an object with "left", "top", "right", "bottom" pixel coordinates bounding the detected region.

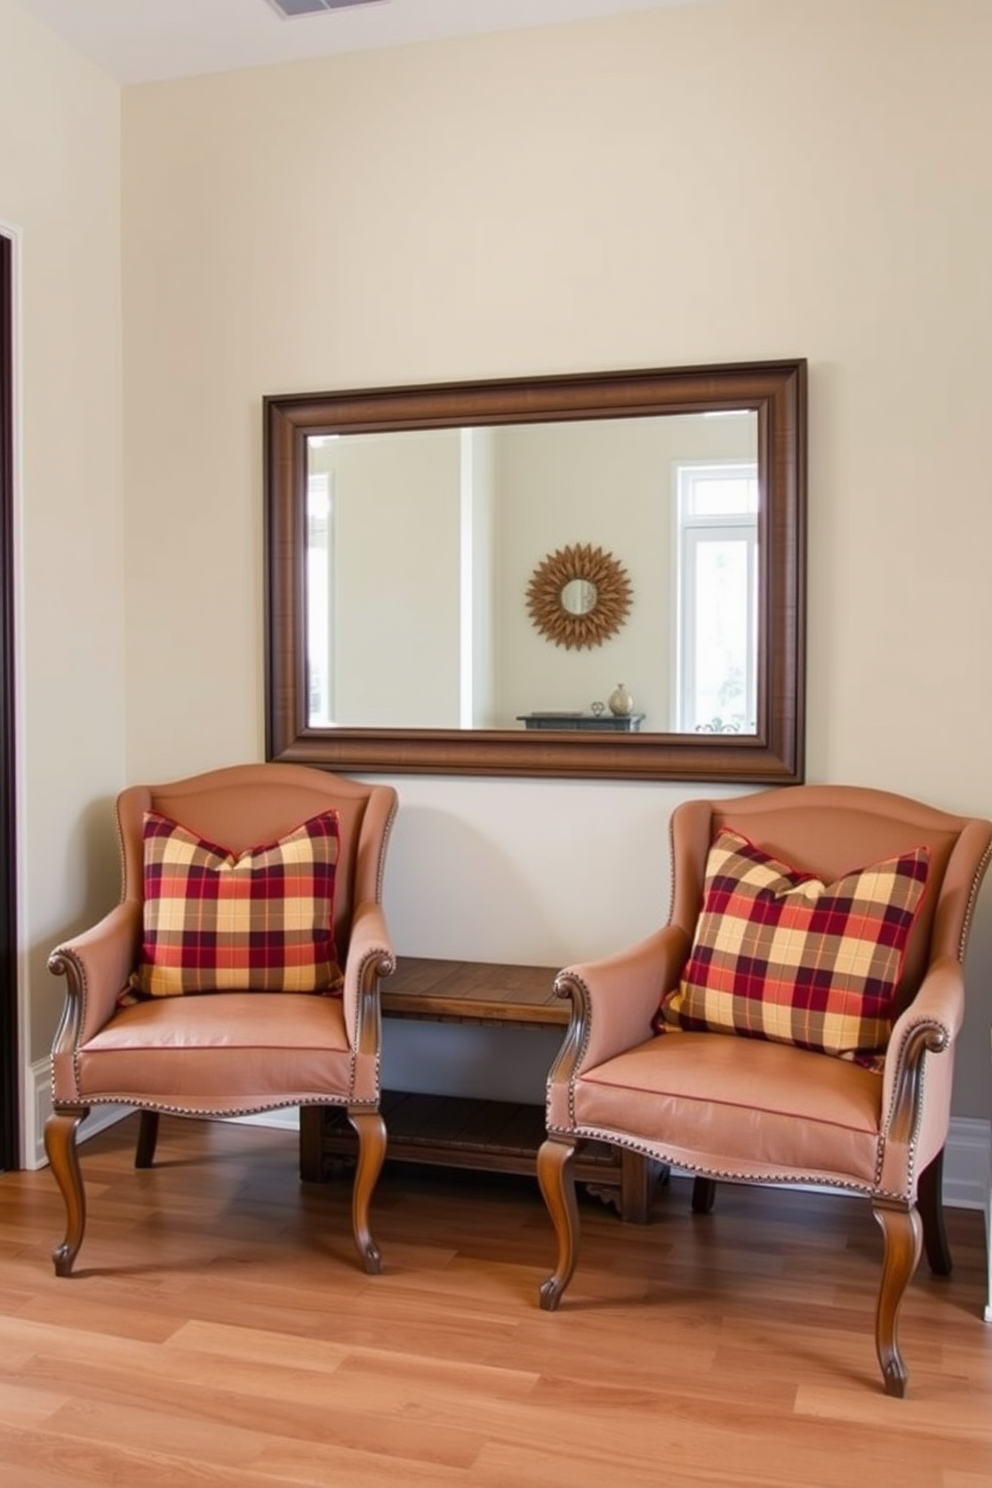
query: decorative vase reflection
[{"left": 608, "top": 683, "right": 634, "bottom": 717}]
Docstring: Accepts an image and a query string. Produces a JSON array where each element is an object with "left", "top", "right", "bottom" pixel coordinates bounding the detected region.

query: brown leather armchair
[
  {"left": 537, "top": 785, "right": 992, "bottom": 1396},
  {"left": 46, "top": 762, "right": 397, "bottom": 1277}
]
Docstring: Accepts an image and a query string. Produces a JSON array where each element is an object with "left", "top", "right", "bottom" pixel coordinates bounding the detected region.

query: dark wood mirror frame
[
  {"left": 0, "top": 233, "right": 19, "bottom": 1169},
  {"left": 264, "top": 358, "right": 806, "bottom": 782}
]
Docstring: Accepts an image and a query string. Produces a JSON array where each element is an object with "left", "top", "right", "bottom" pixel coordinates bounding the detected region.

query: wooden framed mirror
[{"left": 264, "top": 358, "right": 806, "bottom": 782}]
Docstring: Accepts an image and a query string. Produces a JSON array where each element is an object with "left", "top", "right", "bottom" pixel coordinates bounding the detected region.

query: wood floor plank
[
  {"left": 0, "top": 1382, "right": 67, "bottom": 1433},
  {"left": 1, "top": 1113, "right": 989, "bottom": 1488},
  {"left": 0, "top": 1426, "right": 315, "bottom": 1488},
  {"left": 164, "top": 1318, "right": 351, "bottom": 1373}
]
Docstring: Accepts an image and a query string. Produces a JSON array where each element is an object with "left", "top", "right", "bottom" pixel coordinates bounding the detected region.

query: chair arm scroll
[
  {"left": 551, "top": 924, "right": 691, "bottom": 1083},
  {"left": 881, "top": 957, "right": 964, "bottom": 1155},
  {"left": 342, "top": 899, "right": 396, "bottom": 1056},
  {"left": 48, "top": 902, "right": 142, "bottom": 1050}
]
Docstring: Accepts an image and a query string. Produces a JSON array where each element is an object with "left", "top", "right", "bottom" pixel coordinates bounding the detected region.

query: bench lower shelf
[{"left": 301, "top": 1090, "right": 663, "bottom": 1222}]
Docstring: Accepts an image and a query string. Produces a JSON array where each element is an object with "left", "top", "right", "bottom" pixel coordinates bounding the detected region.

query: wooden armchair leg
[
  {"left": 872, "top": 1200, "right": 923, "bottom": 1398},
  {"left": 44, "top": 1106, "right": 90, "bottom": 1277},
  {"left": 298, "top": 1105, "right": 325, "bottom": 1183},
  {"left": 537, "top": 1135, "right": 579, "bottom": 1311},
  {"left": 347, "top": 1108, "right": 387, "bottom": 1275},
  {"left": 917, "top": 1148, "right": 952, "bottom": 1276},
  {"left": 135, "top": 1109, "right": 160, "bottom": 1169},
  {"left": 692, "top": 1176, "right": 717, "bottom": 1214}
]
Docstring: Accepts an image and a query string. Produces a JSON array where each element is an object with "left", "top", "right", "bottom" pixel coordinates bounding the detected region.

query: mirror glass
[
  {"left": 561, "top": 580, "right": 597, "bottom": 616},
  {"left": 304, "top": 411, "right": 758, "bottom": 733},
  {"left": 265, "top": 361, "right": 806, "bottom": 781}
]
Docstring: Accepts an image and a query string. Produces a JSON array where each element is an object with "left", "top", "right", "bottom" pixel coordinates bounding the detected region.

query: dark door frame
[{"left": 0, "top": 231, "right": 20, "bottom": 1170}]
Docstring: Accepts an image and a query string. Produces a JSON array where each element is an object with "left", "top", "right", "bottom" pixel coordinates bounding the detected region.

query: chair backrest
[
  {"left": 116, "top": 762, "right": 398, "bottom": 959},
  {"left": 670, "top": 785, "right": 992, "bottom": 1015}
]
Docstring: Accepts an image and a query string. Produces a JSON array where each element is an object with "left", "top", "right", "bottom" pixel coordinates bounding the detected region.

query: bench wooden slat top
[{"left": 381, "top": 956, "right": 566, "bottom": 1026}]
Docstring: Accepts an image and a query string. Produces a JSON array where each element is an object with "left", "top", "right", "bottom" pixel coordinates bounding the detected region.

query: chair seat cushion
[
  {"left": 72, "top": 992, "right": 356, "bottom": 1112},
  {"left": 129, "top": 809, "right": 344, "bottom": 998},
  {"left": 656, "top": 828, "right": 930, "bottom": 1066},
  {"left": 572, "top": 1032, "right": 884, "bottom": 1188}
]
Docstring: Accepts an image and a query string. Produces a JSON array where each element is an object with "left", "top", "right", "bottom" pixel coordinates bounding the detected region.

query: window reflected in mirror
[{"left": 676, "top": 460, "right": 759, "bottom": 734}]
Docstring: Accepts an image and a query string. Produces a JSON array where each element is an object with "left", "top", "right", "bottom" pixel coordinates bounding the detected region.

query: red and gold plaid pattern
[
  {"left": 129, "top": 809, "right": 343, "bottom": 998},
  {"left": 655, "top": 828, "right": 930, "bottom": 1065}
]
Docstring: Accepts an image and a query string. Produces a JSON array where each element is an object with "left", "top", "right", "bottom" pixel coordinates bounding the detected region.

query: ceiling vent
[{"left": 265, "top": 0, "right": 385, "bottom": 17}]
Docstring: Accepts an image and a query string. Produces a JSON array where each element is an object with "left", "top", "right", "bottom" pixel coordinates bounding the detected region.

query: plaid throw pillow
[
  {"left": 655, "top": 828, "right": 930, "bottom": 1066},
  {"left": 129, "top": 809, "right": 344, "bottom": 998}
]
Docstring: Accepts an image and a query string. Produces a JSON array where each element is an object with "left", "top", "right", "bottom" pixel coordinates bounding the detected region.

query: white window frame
[
  {"left": 306, "top": 468, "right": 333, "bottom": 726},
  {"left": 673, "top": 461, "right": 759, "bottom": 734}
]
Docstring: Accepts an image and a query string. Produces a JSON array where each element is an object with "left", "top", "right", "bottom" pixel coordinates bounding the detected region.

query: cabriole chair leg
[
  {"left": 537, "top": 1135, "right": 579, "bottom": 1311},
  {"left": 348, "top": 1108, "right": 387, "bottom": 1275},
  {"left": 873, "top": 1199, "right": 923, "bottom": 1397},
  {"left": 44, "top": 1105, "right": 90, "bottom": 1277}
]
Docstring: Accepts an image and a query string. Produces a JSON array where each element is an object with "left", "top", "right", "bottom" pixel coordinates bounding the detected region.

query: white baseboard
[
  {"left": 941, "top": 1117, "right": 992, "bottom": 1211},
  {"left": 226, "top": 1109, "right": 301, "bottom": 1133},
  {"left": 26, "top": 1058, "right": 992, "bottom": 1208},
  {"left": 26, "top": 1060, "right": 131, "bottom": 1168}
]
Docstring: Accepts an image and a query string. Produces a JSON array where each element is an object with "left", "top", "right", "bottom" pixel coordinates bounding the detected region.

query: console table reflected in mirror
[{"left": 517, "top": 712, "right": 646, "bottom": 733}]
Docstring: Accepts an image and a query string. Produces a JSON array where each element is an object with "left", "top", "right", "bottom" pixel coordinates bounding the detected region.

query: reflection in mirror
[
  {"left": 305, "top": 415, "right": 756, "bottom": 733},
  {"left": 524, "top": 541, "right": 632, "bottom": 655},
  {"left": 265, "top": 360, "right": 806, "bottom": 782},
  {"left": 561, "top": 579, "right": 597, "bottom": 615}
]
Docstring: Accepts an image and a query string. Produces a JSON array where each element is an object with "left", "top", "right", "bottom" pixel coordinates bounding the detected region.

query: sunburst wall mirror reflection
[{"left": 525, "top": 543, "right": 633, "bottom": 650}]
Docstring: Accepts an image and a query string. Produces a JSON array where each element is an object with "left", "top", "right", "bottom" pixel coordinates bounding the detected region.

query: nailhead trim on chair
[
  {"left": 72, "top": 1094, "right": 374, "bottom": 1119},
  {"left": 957, "top": 840, "right": 992, "bottom": 959},
  {"left": 374, "top": 798, "right": 399, "bottom": 903},
  {"left": 555, "top": 1122, "right": 881, "bottom": 1197},
  {"left": 563, "top": 970, "right": 593, "bottom": 1133}
]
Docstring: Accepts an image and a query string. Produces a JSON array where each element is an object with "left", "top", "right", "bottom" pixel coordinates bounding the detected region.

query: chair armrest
[
  {"left": 342, "top": 899, "right": 396, "bottom": 1055},
  {"left": 48, "top": 901, "right": 143, "bottom": 1050},
  {"left": 550, "top": 924, "right": 692, "bottom": 1084},
  {"left": 881, "top": 957, "right": 964, "bottom": 1149}
]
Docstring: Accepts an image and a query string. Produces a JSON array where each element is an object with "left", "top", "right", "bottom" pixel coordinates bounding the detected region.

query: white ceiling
[{"left": 15, "top": 0, "right": 711, "bottom": 85}]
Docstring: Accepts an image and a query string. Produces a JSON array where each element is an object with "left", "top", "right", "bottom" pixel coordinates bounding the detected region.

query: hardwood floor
[{"left": 1, "top": 1113, "right": 990, "bottom": 1486}]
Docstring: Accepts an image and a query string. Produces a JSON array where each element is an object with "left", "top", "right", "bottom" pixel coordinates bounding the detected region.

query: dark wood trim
[
  {"left": 0, "top": 233, "right": 19, "bottom": 1170},
  {"left": 264, "top": 359, "right": 807, "bottom": 783}
]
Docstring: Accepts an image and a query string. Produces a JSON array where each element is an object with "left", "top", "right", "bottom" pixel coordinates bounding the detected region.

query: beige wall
[
  {"left": 314, "top": 430, "right": 463, "bottom": 726},
  {"left": 5, "top": 0, "right": 992, "bottom": 1136},
  {"left": 0, "top": 0, "right": 124, "bottom": 1105},
  {"left": 118, "top": 0, "right": 992, "bottom": 1116}
]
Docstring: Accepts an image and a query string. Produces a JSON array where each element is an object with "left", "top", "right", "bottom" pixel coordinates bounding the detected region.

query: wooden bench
[{"left": 299, "top": 956, "right": 661, "bottom": 1221}]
